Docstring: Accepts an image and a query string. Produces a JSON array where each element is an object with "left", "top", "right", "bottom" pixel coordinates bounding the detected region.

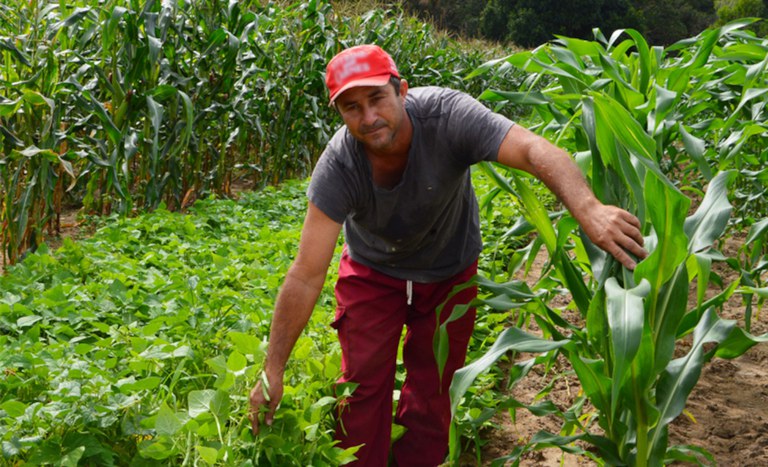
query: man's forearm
[
  {"left": 526, "top": 137, "right": 600, "bottom": 222},
  {"left": 263, "top": 266, "right": 326, "bottom": 377}
]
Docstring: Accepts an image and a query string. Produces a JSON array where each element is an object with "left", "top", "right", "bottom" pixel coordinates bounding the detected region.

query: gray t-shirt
[{"left": 308, "top": 86, "right": 514, "bottom": 282}]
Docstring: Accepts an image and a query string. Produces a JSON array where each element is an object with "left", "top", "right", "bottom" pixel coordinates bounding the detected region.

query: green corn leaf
[
  {"left": 554, "top": 36, "right": 600, "bottom": 63},
  {"left": 653, "top": 84, "right": 678, "bottom": 131},
  {"left": 22, "top": 90, "right": 54, "bottom": 111},
  {"left": 555, "top": 249, "right": 591, "bottom": 317},
  {"left": 528, "top": 430, "right": 624, "bottom": 466},
  {"left": 651, "top": 308, "right": 736, "bottom": 453},
  {"left": 449, "top": 327, "right": 569, "bottom": 415},
  {"left": 49, "top": 7, "right": 92, "bottom": 36},
  {"left": 566, "top": 352, "right": 611, "bottom": 417},
  {"left": 477, "top": 162, "right": 518, "bottom": 198},
  {"left": 86, "top": 93, "right": 121, "bottom": 146},
  {"left": 634, "top": 175, "right": 690, "bottom": 294},
  {"left": 679, "top": 124, "right": 713, "bottom": 180},
  {"left": 102, "top": 6, "right": 129, "bottom": 52},
  {"left": 590, "top": 94, "right": 672, "bottom": 188},
  {"left": 712, "top": 327, "right": 768, "bottom": 360},
  {"left": 0, "top": 97, "right": 21, "bottom": 117},
  {"left": 0, "top": 37, "right": 31, "bottom": 67},
  {"left": 477, "top": 89, "right": 550, "bottom": 105},
  {"left": 605, "top": 278, "right": 650, "bottom": 417},
  {"left": 465, "top": 55, "right": 514, "bottom": 80},
  {"left": 512, "top": 172, "right": 558, "bottom": 254},
  {"left": 683, "top": 170, "right": 735, "bottom": 254},
  {"left": 653, "top": 267, "right": 691, "bottom": 372},
  {"left": 745, "top": 218, "right": 768, "bottom": 245},
  {"left": 732, "top": 87, "right": 768, "bottom": 116},
  {"left": 613, "top": 29, "right": 652, "bottom": 94}
]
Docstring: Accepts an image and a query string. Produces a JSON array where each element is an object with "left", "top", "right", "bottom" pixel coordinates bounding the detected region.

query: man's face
[{"left": 334, "top": 80, "right": 408, "bottom": 154}]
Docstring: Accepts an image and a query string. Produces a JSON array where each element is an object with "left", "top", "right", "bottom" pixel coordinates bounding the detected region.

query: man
[{"left": 249, "top": 44, "right": 647, "bottom": 465}]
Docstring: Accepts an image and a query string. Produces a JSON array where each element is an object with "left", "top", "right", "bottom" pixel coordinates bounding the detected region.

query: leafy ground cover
[{"left": 0, "top": 180, "right": 355, "bottom": 465}]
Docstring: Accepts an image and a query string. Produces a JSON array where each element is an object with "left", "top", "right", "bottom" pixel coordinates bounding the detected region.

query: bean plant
[{"left": 0, "top": 181, "right": 362, "bottom": 465}]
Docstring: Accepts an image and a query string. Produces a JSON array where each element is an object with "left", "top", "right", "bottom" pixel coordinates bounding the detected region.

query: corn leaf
[
  {"left": 605, "top": 278, "right": 650, "bottom": 417},
  {"left": 651, "top": 308, "right": 735, "bottom": 453},
  {"left": 449, "top": 327, "right": 569, "bottom": 416},
  {"left": 634, "top": 175, "right": 690, "bottom": 297},
  {"left": 683, "top": 170, "right": 735, "bottom": 254}
]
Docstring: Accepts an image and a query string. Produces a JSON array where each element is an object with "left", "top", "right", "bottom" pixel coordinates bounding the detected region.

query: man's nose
[{"left": 361, "top": 104, "right": 378, "bottom": 125}]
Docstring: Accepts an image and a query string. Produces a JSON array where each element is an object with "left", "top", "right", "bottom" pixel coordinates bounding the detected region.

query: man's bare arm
[
  {"left": 249, "top": 201, "right": 342, "bottom": 434},
  {"left": 496, "top": 124, "right": 647, "bottom": 269}
]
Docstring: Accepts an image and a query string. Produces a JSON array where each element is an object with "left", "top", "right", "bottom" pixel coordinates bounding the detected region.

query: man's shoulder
[
  {"left": 407, "top": 86, "right": 473, "bottom": 118},
  {"left": 408, "top": 86, "right": 466, "bottom": 102}
]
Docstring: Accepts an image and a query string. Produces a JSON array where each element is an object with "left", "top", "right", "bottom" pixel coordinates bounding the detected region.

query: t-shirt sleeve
[
  {"left": 443, "top": 90, "right": 515, "bottom": 164},
  {"left": 306, "top": 139, "right": 356, "bottom": 225}
]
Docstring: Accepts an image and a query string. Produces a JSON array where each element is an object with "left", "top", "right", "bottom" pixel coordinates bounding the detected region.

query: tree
[
  {"left": 715, "top": 0, "right": 768, "bottom": 35},
  {"left": 498, "top": 0, "right": 642, "bottom": 47},
  {"left": 635, "top": 0, "right": 717, "bottom": 45}
]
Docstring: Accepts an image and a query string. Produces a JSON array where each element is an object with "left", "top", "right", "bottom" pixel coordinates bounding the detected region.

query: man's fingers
[
  {"left": 249, "top": 384, "right": 267, "bottom": 436},
  {"left": 249, "top": 381, "right": 281, "bottom": 436},
  {"left": 264, "top": 403, "right": 276, "bottom": 427},
  {"left": 610, "top": 244, "right": 637, "bottom": 270}
]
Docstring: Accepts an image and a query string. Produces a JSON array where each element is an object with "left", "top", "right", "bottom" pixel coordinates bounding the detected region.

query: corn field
[
  {"left": 441, "top": 19, "right": 768, "bottom": 465},
  {"left": 0, "top": 0, "right": 507, "bottom": 265}
]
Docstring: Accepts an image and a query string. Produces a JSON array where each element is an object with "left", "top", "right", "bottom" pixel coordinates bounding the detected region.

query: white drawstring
[{"left": 406, "top": 280, "right": 413, "bottom": 305}]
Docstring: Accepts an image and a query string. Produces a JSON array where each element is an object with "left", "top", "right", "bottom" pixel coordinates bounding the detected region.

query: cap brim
[{"left": 329, "top": 74, "right": 392, "bottom": 104}]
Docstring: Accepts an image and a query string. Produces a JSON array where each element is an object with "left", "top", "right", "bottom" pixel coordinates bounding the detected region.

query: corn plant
[
  {"left": 445, "top": 20, "right": 768, "bottom": 465},
  {"left": 1, "top": 0, "right": 515, "bottom": 267}
]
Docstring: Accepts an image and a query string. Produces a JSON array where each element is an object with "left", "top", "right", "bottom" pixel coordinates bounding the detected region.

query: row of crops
[
  {"left": 0, "top": 0, "right": 511, "bottom": 265},
  {"left": 2, "top": 0, "right": 768, "bottom": 465}
]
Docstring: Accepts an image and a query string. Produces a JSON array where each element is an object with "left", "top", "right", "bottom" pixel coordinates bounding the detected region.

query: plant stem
[{"left": 633, "top": 365, "right": 649, "bottom": 467}]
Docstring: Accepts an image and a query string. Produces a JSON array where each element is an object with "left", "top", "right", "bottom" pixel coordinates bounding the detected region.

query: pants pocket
[{"left": 330, "top": 305, "right": 347, "bottom": 330}]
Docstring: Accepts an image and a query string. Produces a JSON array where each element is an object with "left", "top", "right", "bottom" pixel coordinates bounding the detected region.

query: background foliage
[
  {"left": 0, "top": 0, "right": 516, "bottom": 265},
  {"left": 400, "top": 0, "right": 767, "bottom": 46}
]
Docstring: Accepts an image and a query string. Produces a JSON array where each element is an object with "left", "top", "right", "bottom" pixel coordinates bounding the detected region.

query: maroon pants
[{"left": 332, "top": 250, "right": 477, "bottom": 466}]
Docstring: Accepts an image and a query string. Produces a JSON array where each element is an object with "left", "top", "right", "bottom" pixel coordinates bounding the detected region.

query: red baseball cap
[{"left": 325, "top": 44, "right": 400, "bottom": 103}]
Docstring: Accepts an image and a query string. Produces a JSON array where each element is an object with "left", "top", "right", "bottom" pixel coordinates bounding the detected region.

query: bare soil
[{"left": 464, "top": 237, "right": 768, "bottom": 466}]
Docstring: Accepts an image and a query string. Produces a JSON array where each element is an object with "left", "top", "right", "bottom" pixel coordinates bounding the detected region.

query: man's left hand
[{"left": 580, "top": 204, "right": 648, "bottom": 270}]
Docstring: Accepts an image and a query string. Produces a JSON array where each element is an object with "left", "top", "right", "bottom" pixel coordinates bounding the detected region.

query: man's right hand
[{"left": 249, "top": 372, "right": 283, "bottom": 435}]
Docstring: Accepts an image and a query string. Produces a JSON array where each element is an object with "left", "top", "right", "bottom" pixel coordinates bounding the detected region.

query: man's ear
[{"left": 399, "top": 79, "right": 409, "bottom": 99}]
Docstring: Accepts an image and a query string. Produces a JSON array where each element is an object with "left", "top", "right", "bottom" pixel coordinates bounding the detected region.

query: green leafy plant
[{"left": 0, "top": 181, "right": 354, "bottom": 465}]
